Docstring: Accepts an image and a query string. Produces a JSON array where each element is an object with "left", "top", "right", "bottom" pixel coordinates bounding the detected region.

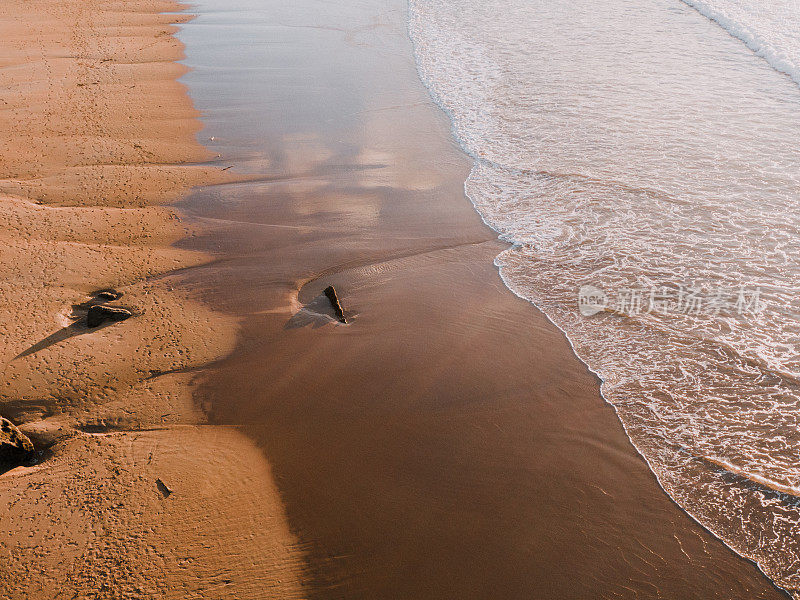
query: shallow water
[{"left": 409, "top": 0, "right": 800, "bottom": 595}]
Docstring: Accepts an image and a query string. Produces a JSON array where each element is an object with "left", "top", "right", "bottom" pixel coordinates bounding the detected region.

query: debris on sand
[
  {"left": 95, "top": 289, "right": 123, "bottom": 301},
  {"left": 155, "top": 478, "right": 173, "bottom": 498},
  {"left": 0, "top": 417, "right": 35, "bottom": 468},
  {"left": 87, "top": 304, "right": 132, "bottom": 328},
  {"left": 323, "top": 285, "right": 347, "bottom": 323}
]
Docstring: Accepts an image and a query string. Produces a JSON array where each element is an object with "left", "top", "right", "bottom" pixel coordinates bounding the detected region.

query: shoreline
[
  {"left": 177, "top": 0, "right": 788, "bottom": 598},
  {"left": 0, "top": 0, "right": 790, "bottom": 597}
]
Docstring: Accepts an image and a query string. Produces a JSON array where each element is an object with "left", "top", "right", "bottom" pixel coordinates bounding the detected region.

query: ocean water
[{"left": 408, "top": 0, "right": 800, "bottom": 595}]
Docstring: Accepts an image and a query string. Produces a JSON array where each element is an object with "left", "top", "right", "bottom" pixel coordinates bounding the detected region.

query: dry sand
[{"left": 0, "top": 1, "right": 305, "bottom": 597}]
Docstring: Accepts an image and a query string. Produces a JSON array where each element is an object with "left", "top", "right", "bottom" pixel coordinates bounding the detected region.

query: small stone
[
  {"left": 87, "top": 305, "right": 132, "bottom": 328},
  {"left": 95, "top": 289, "right": 122, "bottom": 301},
  {"left": 155, "top": 478, "right": 172, "bottom": 498}
]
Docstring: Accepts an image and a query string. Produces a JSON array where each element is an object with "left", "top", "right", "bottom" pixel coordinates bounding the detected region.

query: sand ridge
[{"left": 0, "top": 1, "right": 306, "bottom": 597}]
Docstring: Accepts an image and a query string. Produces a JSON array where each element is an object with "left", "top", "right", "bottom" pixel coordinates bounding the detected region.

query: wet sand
[{"left": 177, "top": 0, "right": 789, "bottom": 598}]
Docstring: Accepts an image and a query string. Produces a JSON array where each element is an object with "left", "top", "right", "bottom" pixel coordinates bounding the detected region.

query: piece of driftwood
[{"left": 323, "top": 286, "right": 347, "bottom": 323}]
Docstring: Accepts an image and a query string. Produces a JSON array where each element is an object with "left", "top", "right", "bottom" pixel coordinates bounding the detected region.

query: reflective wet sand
[{"left": 175, "top": 0, "right": 788, "bottom": 597}]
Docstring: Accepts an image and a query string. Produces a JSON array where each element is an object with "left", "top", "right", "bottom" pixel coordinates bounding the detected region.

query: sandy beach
[
  {"left": 0, "top": 1, "right": 304, "bottom": 597},
  {"left": 0, "top": 0, "right": 791, "bottom": 598}
]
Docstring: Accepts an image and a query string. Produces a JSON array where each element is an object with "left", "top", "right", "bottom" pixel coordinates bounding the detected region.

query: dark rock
[
  {"left": 87, "top": 304, "right": 133, "bottom": 328},
  {"left": 323, "top": 286, "right": 347, "bottom": 323},
  {"left": 0, "top": 417, "right": 34, "bottom": 468},
  {"left": 95, "top": 289, "right": 123, "bottom": 301},
  {"left": 155, "top": 478, "right": 172, "bottom": 498}
]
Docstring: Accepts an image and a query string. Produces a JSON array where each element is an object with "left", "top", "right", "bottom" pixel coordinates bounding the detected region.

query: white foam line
[
  {"left": 493, "top": 256, "right": 794, "bottom": 600},
  {"left": 679, "top": 0, "right": 800, "bottom": 88},
  {"left": 406, "top": 1, "right": 797, "bottom": 596}
]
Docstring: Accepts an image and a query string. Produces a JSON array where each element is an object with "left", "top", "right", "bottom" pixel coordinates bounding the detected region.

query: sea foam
[
  {"left": 681, "top": 0, "right": 800, "bottom": 87},
  {"left": 409, "top": 0, "right": 800, "bottom": 596}
]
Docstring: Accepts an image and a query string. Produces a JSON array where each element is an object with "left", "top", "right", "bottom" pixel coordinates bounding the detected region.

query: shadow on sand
[
  {"left": 13, "top": 320, "right": 112, "bottom": 360},
  {"left": 13, "top": 294, "right": 120, "bottom": 360}
]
